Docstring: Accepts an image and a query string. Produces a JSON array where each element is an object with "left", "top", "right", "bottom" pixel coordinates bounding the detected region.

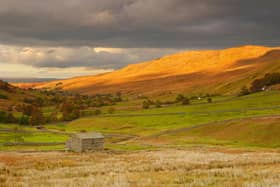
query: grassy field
[
  {"left": 157, "top": 116, "right": 280, "bottom": 148},
  {"left": 1, "top": 148, "right": 280, "bottom": 187},
  {"left": 1, "top": 90, "right": 280, "bottom": 151}
]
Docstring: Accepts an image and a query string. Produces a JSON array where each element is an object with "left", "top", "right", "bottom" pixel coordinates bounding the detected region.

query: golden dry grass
[
  {"left": 25, "top": 45, "right": 280, "bottom": 96},
  {"left": 1, "top": 148, "right": 280, "bottom": 187}
]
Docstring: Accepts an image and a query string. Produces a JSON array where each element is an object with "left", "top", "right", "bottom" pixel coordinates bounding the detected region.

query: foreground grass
[{"left": 0, "top": 148, "right": 280, "bottom": 187}]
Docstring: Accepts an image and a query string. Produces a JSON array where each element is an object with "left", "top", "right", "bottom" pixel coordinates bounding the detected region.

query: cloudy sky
[{"left": 0, "top": 0, "right": 279, "bottom": 78}]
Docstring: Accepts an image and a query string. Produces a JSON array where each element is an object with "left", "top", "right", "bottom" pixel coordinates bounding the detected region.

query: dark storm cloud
[{"left": 0, "top": 0, "right": 279, "bottom": 48}]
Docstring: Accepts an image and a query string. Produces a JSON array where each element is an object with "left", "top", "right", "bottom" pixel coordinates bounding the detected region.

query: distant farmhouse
[{"left": 66, "top": 132, "right": 104, "bottom": 152}]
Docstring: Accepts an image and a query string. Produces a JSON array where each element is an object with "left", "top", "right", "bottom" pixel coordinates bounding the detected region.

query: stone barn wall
[
  {"left": 81, "top": 138, "right": 104, "bottom": 152},
  {"left": 66, "top": 132, "right": 104, "bottom": 152},
  {"left": 66, "top": 136, "right": 82, "bottom": 152}
]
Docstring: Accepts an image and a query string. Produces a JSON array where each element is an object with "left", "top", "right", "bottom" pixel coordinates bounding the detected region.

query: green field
[{"left": 1, "top": 90, "right": 280, "bottom": 151}]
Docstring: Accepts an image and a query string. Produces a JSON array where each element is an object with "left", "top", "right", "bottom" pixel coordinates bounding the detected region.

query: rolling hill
[{"left": 28, "top": 45, "right": 280, "bottom": 96}]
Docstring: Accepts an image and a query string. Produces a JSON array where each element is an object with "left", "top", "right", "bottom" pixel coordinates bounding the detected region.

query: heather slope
[{"left": 35, "top": 45, "right": 280, "bottom": 95}]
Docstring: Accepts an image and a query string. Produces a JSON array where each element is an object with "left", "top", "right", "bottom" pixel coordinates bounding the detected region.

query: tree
[
  {"left": 30, "top": 107, "right": 44, "bottom": 126},
  {"left": 114, "top": 92, "right": 122, "bottom": 102},
  {"left": 142, "top": 100, "right": 150, "bottom": 109},
  {"left": 6, "top": 113, "right": 17, "bottom": 123},
  {"left": 238, "top": 86, "right": 250, "bottom": 96},
  {"left": 93, "top": 109, "right": 102, "bottom": 115},
  {"left": 22, "top": 104, "right": 34, "bottom": 116},
  {"left": 155, "top": 100, "right": 162, "bottom": 108},
  {"left": 19, "top": 115, "right": 30, "bottom": 125},
  {"left": 176, "top": 94, "right": 185, "bottom": 102},
  {"left": 250, "top": 79, "right": 264, "bottom": 93},
  {"left": 61, "top": 101, "right": 80, "bottom": 121},
  {"left": 181, "top": 97, "right": 190, "bottom": 105},
  {"left": 107, "top": 107, "right": 115, "bottom": 114},
  {"left": 0, "top": 93, "right": 8, "bottom": 99},
  {"left": 207, "top": 98, "right": 212, "bottom": 103},
  {"left": 0, "top": 111, "right": 17, "bottom": 123},
  {"left": 0, "top": 111, "right": 7, "bottom": 123},
  {"left": 250, "top": 73, "right": 280, "bottom": 93}
]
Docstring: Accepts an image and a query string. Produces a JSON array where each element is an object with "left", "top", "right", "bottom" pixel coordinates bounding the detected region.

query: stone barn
[{"left": 66, "top": 132, "right": 104, "bottom": 152}]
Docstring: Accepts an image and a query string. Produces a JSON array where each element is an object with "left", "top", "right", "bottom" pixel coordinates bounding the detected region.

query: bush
[
  {"left": 0, "top": 111, "right": 17, "bottom": 123},
  {"left": 176, "top": 94, "right": 185, "bottom": 102},
  {"left": 30, "top": 107, "right": 44, "bottom": 126},
  {"left": 250, "top": 73, "right": 280, "bottom": 92},
  {"left": 238, "top": 86, "right": 250, "bottom": 96},
  {"left": 207, "top": 98, "right": 212, "bottom": 103},
  {"left": 142, "top": 100, "right": 150, "bottom": 109},
  {"left": 0, "top": 94, "right": 8, "bottom": 99},
  {"left": 19, "top": 115, "right": 30, "bottom": 125},
  {"left": 93, "top": 109, "right": 102, "bottom": 115},
  {"left": 155, "top": 100, "right": 162, "bottom": 108},
  {"left": 107, "top": 107, "right": 115, "bottom": 114},
  {"left": 61, "top": 101, "right": 80, "bottom": 121},
  {"left": 182, "top": 97, "right": 190, "bottom": 105}
]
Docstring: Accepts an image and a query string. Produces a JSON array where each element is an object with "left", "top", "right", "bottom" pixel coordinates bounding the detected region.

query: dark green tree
[
  {"left": 182, "top": 97, "right": 190, "bottom": 105},
  {"left": 238, "top": 86, "right": 250, "bottom": 96},
  {"left": 142, "top": 100, "right": 150, "bottom": 109},
  {"left": 207, "top": 98, "right": 212, "bottom": 103},
  {"left": 176, "top": 94, "right": 185, "bottom": 102},
  {"left": 30, "top": 107, "right": 44, "bottom": 126},
  {"left": 19, "top": 115, "right": 30, "bottom": 125}
]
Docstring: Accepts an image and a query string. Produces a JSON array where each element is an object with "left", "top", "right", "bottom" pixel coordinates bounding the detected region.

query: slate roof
[{"left": 75, "top": 132, "right": 104, "bottom": 139}]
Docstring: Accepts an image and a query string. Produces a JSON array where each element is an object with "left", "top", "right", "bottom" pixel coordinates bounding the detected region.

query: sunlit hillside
[{"left": 31, "top": 45, "right": 280, "bottom": 96}]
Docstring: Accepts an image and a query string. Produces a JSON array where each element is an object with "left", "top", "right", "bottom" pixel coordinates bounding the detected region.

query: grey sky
[{"left": 0, "top": 0, "right": 279, "bottom": 78}]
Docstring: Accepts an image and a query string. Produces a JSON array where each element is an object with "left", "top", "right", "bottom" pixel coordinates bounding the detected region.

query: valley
[{"left": 1, "top": 45, "right": 280, "bottom": 187}]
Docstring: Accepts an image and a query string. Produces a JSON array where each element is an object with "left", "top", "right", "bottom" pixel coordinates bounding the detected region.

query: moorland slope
[{"left": 30, "top": 45, "right": 280, "bottom": 95}]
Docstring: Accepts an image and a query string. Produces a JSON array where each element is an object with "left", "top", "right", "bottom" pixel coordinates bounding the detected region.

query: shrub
[
  {"left": 0, "top": 94, "right": 8, "bottom": 99},
  {"left": 61, "top": 101, "right": 80, "bottom": 121},
  {"left": 19, "top": 115, "right": 30, "bottom": 125},
  {"left": 30, "top": 107, "right": 44, "bottom": 126},
  {"left": 182, "top": 97, "right": 190, "bottom": 105},
  {"left": 250, "top": 73, "right": 280, "bottom": 92},
  {"left": 142, "top": 100, "right": 150, "bottom": 109},
  {"left": 207, "top": 98, "right": 212, "bottom": 103},
  {"left": 93, "top": 109, "right": 102, "bottom": 115},
  {"left": 176, "top": 94, "right": 185, "bottom": 102},
  {"left": 238, "top": 86, "right": 250, "bottom": 96},
  {"left": 155, "top": 100, "right": 162, "bottom": 108},
  {"left": 107, "top": 107, "right": 115, "bottom": 114},
  {"left": 0, "top": 111, "right": 17, "bottom": 123}
]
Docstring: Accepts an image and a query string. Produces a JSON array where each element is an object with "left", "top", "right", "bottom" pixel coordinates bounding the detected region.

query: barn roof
[{"left": 75, "top": 132, "right": 104, "bottom": 139}]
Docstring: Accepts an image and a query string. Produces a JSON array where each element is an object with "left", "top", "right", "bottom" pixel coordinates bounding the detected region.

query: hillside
[
  {"left": 31, "top": 45, "right": 280, "bottom": 96},
  {"left": 0, "top": 80, "right": 48, "bottom": 112},
  {"left": 0, "top": 80, "right": 21, "bottom": 111}
]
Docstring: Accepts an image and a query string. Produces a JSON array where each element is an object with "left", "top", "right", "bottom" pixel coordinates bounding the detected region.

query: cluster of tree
[
  {"left": 238, "top": 86, "right": 250, "bottom": 96},
  {"left": 85, "top": 92, "right": 122, "bottom": 108},
  {"left": 0, "top": 111, "right": 17, "bottom": 123},
  {"left": 0, "top": 80, "right": 14, "bottom": 92},
  {"left": 18, "top": 104, "right": 44, "bottom": 126},
  {"left": 23, "top": 97, "right": 44, "bottom": 107},
  {"left": 142, "top": 99, "right": 163, "bottom": 109},
  {"left": 0, "top": 80, "right": 125, "bottom": 125},
  {"left": 2, "top": 104, "right": 45, "bottom": 126},
  {"left": 60, "top": 101, "right": 81, "bottom": 121},
  {"left": 250, "top": 73, "right": 280, "bottom": 92},
  {"left": 175, "top": 94, "right": 190, "bottom": 105},
  {"left": 141, "top": 93, "right": 213, "bottom": 109},
  {"left": 0, "top": 93, "right": 8, "bottom": 99},
  {"left": 238, "top": 73, "right": 280, "bottom": 96}
]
